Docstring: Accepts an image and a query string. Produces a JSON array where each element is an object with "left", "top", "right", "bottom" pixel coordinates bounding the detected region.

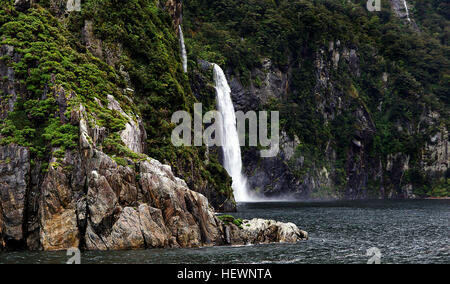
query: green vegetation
[
  {"left": 217, "top": 214, "right": 244, "bottom": 229},
  {"left": 183, "top": 0, "right": 449, "bottom": 198},
  {"left": 0, "top": 0, "right": 233, "bottom": 203},
  {"left": 0, "top": 0, "right": 447, "bottom": 201},
  {"left": 75, "top": 0, "right": 233, "bottom": 199},
  {"left": 0, "top": 4, "right": 135, "bottom": 171}
]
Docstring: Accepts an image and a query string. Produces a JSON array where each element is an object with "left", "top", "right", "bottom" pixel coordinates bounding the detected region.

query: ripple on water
[{"left": 0, "top": 200, "right": 448, "bottom": 264}]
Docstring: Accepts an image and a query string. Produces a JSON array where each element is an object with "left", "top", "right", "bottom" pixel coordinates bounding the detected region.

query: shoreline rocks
[
  {"left": 224, "top": 218, "right": 308, "bottom": 246},
  {"left": 0, "top": 128, "right": 307, "bottom": 251}
]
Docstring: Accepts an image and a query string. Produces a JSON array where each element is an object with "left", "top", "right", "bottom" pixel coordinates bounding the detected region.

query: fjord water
[{"left": 1, "top": 200, "right": 448, "bottom": 264}]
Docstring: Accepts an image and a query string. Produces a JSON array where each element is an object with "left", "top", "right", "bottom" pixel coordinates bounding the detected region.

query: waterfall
[
  {"left": 213, "top": 64, "right": 251, "bottom": 202},
  {"left": 403, "top": 0, "right": 411, "bottom": 22},
  {"left": 178, "top": 25, "right": 188, "bottom": 73}
]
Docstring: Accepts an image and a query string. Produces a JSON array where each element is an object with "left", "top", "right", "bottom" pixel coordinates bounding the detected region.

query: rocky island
[{"left": 0, "top": 99, "right": 307, "bottom": 250}]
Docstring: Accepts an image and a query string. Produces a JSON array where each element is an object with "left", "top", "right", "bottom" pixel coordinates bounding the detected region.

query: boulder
[{"left": 226, "top": 218, "right": 308, "bottom": 245}]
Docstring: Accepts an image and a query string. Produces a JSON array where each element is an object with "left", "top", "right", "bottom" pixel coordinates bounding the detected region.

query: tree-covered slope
[
  {"left": 0, "top": 0, "right": 240, "bottom": 251},
  {"left": 0, "top": 0, "right": 234, "bottom": 214},
  {"left": 183, "top": 0, "right": 449, "bottom": 198}
]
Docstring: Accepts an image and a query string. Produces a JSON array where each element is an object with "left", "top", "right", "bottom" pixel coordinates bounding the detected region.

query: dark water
[{"left": 1, "top": 200, "right": 449, "bottom": 264}]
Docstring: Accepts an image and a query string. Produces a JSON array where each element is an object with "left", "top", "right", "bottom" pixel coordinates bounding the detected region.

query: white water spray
[
  {"left": 179, "top": 25, "right": 188, "bottom": 73},
  {"left": 403, "top": 0, "right": 411, "bottom": 22},
  {"left": 213, "top": 64, "right": 252, "bottom": 202}
]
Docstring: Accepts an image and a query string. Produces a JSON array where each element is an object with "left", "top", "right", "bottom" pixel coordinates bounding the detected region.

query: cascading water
[
  {"left": 213, "top": 64, "right": 252, "bottom": 202},
  {"left": 178, "top": 25, "right": 188, "bottom": 73},
  {"left": 403, "top": 0, "right": 411, "bottom": 22}
]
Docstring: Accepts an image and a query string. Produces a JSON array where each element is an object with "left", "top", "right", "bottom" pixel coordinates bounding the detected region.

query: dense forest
[{"left": 182, "top": 0, "right": 449, "bottom": 198}]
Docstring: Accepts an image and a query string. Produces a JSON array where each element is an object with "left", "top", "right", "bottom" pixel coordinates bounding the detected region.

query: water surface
[{"left": 1, "top": 200, "right": 448, "bottom": 264}]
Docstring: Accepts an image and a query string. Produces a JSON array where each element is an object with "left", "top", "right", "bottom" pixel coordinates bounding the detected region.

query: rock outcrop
[
  {"left": 390, "top": 0, "right": 420, "bottom": 30},
  {"left": 0, "top": 98, "right": 307, "bottom": 251},
  {"left": 225, "top": 219, "right": 308, "bottom": 245},
  {"left": 161, "top": 0, "right": 184, "bottom": 33},
  {"left": 0, "top": 145, "right": 30, "bottom": 249},
  {"left": 229, "top": 58, "right": 288, "bottom": 113},
  {"left": 421, "top": 112, "right": 449, "bottom": 181},
  {"left": 0, "top": 44, "right": 21, "bottom": 120},
  {"left": 232, "top": 33, "right": 447, "bottom": 200}
]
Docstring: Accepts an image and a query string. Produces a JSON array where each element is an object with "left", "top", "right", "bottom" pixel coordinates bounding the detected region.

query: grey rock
[
  {"left": 0, "top": 45, "right": 20, "bottom": 120},
  {"left": 87, "top": 169, "right": 119, "bottom": 227},
  {"left": 102, "top": 207, "right": 146, "bottom": 250},
  {"left": 138, "top": 204, "right": 169, "bottom": 248},
  {"left": 422, "top": 112, "right": 449, "bottom": 179},
  {"left": 0, "top": 145, "right": 29, "bottom": 246},
  {"left": 223, "top": 218, "right": 307, "bottom": 246},
  {"left": 107, "top": 95, "right": 147, "bottom": 154},
  {"left": 228, "top": 59, "right": 288, "bottom": 112}
]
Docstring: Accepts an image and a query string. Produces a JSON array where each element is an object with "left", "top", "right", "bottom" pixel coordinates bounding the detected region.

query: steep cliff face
[
  {"left": 390, "top": 0, "right": 420, "bottom": 30},
  {"left": 0, "top": 0, "right": 309, "bottom": 251},
  {"left": 237, "top": 40, "right": 449, "bottom": 200},
  {"left": 159, "top": 0, "right": 183, "bottom": 32},
  {"left": 235, "top": 45, "right": 385, "bottom": 199},
  {"left": 0, "top": 121, "right": 307, "bottom": 250},
  {"left": 0, "top": 145, "right": 29, "bottom": 249},
  {"left": 183, "top": 0, "right": 449, "bottom": 199}
]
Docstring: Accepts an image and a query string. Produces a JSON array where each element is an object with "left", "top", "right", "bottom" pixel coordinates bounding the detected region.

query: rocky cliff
[
  {"left": 183, "top": 0, "right": 450, "bottom": 199},
  {"left": 0, "top": 132, "right": 307, "bottom": 250},
  {"left": 236, "top": 34, "right": 449, "bottom": 200},
  {"left": 0, "top": 0, "right": 448, "bottom": 251},
  {"left": 0, "top": 0, "right": 310, "bottom": 251}
]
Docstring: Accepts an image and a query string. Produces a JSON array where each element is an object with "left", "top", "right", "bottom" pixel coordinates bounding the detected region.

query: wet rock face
[
  {"left": 390, "top": 0, "right": 410, "bottom": 21},
  {"left": 161, "top": 0, "right": 184, "bottom": 32},
  {"left": 0, "top": 45, "right": 21, "bottom": 120},
  {"left": 422, "top": 112, "right": 449, "bottom": 180},
  {"left": 229, "top": 59, "right": 288, "bottom": 112},
  {"left": 389, "top": 0, "right": 420, "bottom": 30},
  {"left": 239, "top": 49, "right": 360, "bottom": 199},
  {"left": 0, "top": 145, "right": 30, "bottom": 248},
  {"left": 236, "top": 40, "right": 418, "bottom": 200},
  {"left": 225, "top": 218, "right": 308, "bottom": 245}
]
